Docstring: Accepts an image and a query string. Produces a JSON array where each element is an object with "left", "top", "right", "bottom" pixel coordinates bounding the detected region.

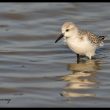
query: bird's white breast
[{"left": 66, "top": 37, "right": 96, "bottom": 56}]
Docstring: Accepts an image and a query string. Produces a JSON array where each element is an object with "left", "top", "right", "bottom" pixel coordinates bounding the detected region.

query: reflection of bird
[
  {"left": 68, "top": 59, "right": 100, "bottom": 72},
  {"left": 55, "top": 22, "right": 105, "bottom": 62},
  {"left": 60, "top": 60, "right": 101, "bottom": 98}
]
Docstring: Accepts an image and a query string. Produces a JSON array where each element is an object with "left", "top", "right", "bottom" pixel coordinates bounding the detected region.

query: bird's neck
[{"left": 70, "top": 28, "right": 79, "bottom": 39}]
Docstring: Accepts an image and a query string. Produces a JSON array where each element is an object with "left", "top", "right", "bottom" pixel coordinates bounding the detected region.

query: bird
[{"left": 55, "top": 22, "right": 105, "bottom": 62}]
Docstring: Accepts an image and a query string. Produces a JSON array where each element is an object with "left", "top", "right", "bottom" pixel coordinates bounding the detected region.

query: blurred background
[{"left": 0, "top": 3, "right": 110, "bottom": 107}]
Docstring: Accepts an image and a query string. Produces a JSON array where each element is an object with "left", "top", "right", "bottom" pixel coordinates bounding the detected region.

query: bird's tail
[{"left": 98, "top": 36, "right": 105, "bottom": 46}]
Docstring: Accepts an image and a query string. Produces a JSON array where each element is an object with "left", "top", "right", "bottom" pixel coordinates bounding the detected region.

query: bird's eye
[{"left": 66, "top": 29, "right": 69, "bottom": 32}]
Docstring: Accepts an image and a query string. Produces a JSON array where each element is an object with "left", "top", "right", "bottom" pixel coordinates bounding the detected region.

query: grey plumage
[{"left": 78, "top": 29, "right": 105, "bottom": 46}]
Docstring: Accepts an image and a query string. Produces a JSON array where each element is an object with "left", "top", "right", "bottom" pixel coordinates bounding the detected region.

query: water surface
[{"left": 0, "top": 3, "right": 110, "bottom": 107}]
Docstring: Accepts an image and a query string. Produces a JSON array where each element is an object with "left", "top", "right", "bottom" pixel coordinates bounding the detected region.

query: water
[{"left": 0, "top": 3, "right": 110, "bottom": 107}]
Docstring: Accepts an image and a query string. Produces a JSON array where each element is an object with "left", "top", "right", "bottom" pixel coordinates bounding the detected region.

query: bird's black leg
[{"left": 77, "top": 54, "right": 80, "bottom": 63}]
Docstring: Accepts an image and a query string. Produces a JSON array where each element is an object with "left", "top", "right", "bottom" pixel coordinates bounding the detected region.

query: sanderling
[{"left": 55, "top": 22, "right": 105, "bottom": 62}]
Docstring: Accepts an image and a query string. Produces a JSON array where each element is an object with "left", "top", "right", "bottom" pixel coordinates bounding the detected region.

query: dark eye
[{"left": 66, "top": 29, "right": 69, "bottom": 32}]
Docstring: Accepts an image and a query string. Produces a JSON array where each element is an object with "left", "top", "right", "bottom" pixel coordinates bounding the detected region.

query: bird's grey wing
[
  {"left": 79, "top": 30, "right": 105, "bottom": 46},
  {"left": 79, "top": 30, "right": 99, "bottom": 44},
  {"left": 88, "top": 32, "right": 106, "bottom": 46}
]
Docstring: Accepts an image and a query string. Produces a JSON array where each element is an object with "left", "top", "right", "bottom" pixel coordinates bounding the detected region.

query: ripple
[{"left": 0, "top": 3, "right": 110, "bottom": 107}]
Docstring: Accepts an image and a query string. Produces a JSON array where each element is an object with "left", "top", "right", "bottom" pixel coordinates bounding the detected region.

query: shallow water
[{"left": 0, "top": 3, "right": 110, "bottom": 107}]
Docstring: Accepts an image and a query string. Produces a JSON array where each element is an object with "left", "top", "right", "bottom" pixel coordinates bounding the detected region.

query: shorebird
[{"left": 55, "top": 22, "right": 105, "bottom": 62}]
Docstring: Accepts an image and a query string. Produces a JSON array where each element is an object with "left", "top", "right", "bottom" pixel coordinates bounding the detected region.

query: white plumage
[{"left": 55, "top": 22, "right": 105, "bottom": 60}]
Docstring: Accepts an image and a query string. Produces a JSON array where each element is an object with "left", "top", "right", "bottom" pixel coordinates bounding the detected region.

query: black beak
[{"left": 55, "top": 33, "right": 64, "bottom": 43}]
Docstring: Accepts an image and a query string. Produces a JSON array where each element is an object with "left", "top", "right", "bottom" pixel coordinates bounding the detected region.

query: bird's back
[{"left": 78, "top": 29, "right": 105, "bottom": 47}]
